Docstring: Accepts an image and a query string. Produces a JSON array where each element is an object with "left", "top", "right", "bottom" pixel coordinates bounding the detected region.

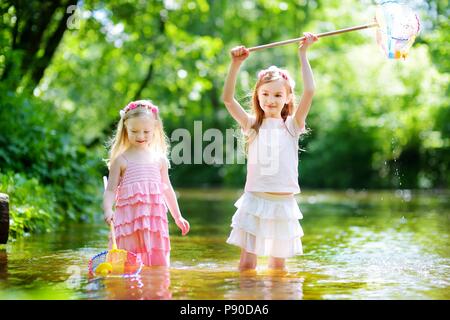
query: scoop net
[
  {"left": 248, "top": 0, "right": 420, "bottom": 60},
  {"left": 88, "top": 249, "right": 143, "bottom": 278},
  {"left": 375, "top": 1, "right": 421, "bottom": 59}
]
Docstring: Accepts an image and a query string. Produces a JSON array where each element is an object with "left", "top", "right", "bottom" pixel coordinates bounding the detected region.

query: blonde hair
[
  {"left": 244, "top": 66, "right": 296, "bottom": 152},
  {"left": 106, "top": 100, "right": 170, "bottom": 168}
]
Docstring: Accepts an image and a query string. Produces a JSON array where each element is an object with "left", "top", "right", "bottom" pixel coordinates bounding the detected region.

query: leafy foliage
[
  {"left": 0, "top": 171, "right": 58, "bottom": 238},
  {"left": 0, "top": 0, "right": 448, "bottom": 237}
]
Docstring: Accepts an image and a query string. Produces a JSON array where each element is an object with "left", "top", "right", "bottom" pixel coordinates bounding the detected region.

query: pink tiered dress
[{"left": 113, "top": 158, "right": 170, "bottom": 266}]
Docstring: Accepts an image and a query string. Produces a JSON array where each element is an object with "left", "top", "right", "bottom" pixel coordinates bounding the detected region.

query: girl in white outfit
[{"left": 222, "top": 33, "right": 318, "bottom": 271}]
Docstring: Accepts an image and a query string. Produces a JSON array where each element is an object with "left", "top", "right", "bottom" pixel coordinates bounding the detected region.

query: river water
[{"left": 0, "top": 189, "right": 448, "bottom": 299}]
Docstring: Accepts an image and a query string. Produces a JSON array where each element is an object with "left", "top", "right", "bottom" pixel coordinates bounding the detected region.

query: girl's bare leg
[
  {"left": 239, "top": 249, "right": 257, "bottom": 271},
  {"left": 268, "top": 257, "right": 286, "bottom": 270}
]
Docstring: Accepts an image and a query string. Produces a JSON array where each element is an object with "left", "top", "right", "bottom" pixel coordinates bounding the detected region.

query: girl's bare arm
[
  {"left": 294, "top": 33, "right": 318, "bottom": 128},
  {"left": 222, "top": 46, "right": 251, "bottom": 128},
  {"left": 103, "top": 156, "right": 124, "bottom": 224}
]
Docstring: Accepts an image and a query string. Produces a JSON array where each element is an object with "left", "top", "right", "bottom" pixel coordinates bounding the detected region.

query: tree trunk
[
  {"left": 0, "top": 194, "right": 9, "bottom": 244},
  {"left": 1, "top": 0, "right": 76, "bottom": 91},
  {"left": 132, "top": 63, "right": 154, "bottom": 101},
  {"left": 29, "top": 0, "right": 79, "bottom": 90}
]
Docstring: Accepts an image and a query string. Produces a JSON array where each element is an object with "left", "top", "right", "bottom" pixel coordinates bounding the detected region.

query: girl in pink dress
[{"left": 103, "top": 100, "right": 190, "bottom": 266}]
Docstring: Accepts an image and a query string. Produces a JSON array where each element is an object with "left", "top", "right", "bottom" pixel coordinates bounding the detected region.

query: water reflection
[
  {"left": 1, "top": 190, "right": 449, "bottom": 299},
  {"left": 224, "top": 269, "right": 305, "bottom": 300},
  {"left": 87, "top": 266, "right": 172, "bottom": 300}
]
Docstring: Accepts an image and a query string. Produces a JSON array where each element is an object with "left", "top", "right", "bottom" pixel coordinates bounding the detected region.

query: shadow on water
[{"left": 0, "top": 189, "right": 449, "bottom": 299}]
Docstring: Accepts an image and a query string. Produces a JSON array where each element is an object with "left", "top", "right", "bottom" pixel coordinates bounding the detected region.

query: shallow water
[{"left": 0, "top": 189, "right": 449, "bottom": 300}]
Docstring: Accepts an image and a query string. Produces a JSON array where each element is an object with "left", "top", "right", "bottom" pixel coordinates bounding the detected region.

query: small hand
[
  {"left": 299, "top": 32, "right": 318, "bottom": 53},
  {"left": 104, "top": 211, "right": 114, "bottom": 225},
  {"left": 175, "top": 216, "right": 190, "bottom": 236},
  {"left": 230, "top": 45, "right": 250, "bottom": 63}
]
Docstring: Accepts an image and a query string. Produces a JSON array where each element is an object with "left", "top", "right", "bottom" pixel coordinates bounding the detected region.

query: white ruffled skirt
[{"left": 226, "top": 192, "right": 304, "bottom": 258}]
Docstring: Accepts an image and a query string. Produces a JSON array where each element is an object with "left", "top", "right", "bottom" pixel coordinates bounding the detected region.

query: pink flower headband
[
  {"left": 258, "top": 67, "right": 288, "bottom": 81},
  {"left": 120, "top": 101, "right": 159, "bottom": 119},
  {"left": 257, "top": 66, "right": 295, "bottom": 89}
]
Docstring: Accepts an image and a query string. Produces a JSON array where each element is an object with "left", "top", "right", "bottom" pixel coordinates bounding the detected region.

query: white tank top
[{"left": 243, "top": 116, "right": 305, "bottom": 194}]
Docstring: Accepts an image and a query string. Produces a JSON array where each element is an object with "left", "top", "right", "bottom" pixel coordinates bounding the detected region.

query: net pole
[{"left": 248, "top": 23, "right": 379, "bottom": 52}]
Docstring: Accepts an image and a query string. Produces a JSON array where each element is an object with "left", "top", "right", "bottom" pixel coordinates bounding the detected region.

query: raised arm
[
  {"left": 160, "top": 160, "right": 190, "bottom": 236},
  {"left": 222, "top": 46, "right": 251, "bottom": 129},
  {"left": 294, "top": 33, "right": 318, "bottom": 129}
]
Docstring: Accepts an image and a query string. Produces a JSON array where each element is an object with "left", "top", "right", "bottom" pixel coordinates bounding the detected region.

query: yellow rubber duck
[{"left": 95, "top": 262, "right": 113, "bottom": 276}]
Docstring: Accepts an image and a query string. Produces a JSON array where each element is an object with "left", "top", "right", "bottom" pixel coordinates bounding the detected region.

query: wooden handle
[
  {"left": 110, "top": 222, "right": 118, "bottom": 250},
  {"left": 103, "top": 176, "right": 108, "bottom": 190},
  {"left": 248, "top": 22, "right": 379, "bottom": 52}
]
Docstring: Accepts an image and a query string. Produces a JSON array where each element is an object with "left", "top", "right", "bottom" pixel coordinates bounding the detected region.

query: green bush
[
  {"left": 0, "top": 171, "right": 59, "bottom": 238},
  {"left": 0, "top": 87, "right": 104, "bottom": 236}
]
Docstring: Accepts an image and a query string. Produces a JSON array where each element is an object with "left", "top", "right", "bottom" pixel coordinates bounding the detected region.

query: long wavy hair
[
  {"left": 245, "top": 66, "right": 296, "bottom": 151},
  {"left": 106, "top": 100, "right": 170, "bottom": 169}
]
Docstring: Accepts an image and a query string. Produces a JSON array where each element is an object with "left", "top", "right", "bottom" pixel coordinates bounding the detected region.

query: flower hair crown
[
  {"left": 257, "top": 66, "right": 295, "bottom": 89},
  {"left": 120, "top": 100, "right": 159, "bottom": 119}
]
